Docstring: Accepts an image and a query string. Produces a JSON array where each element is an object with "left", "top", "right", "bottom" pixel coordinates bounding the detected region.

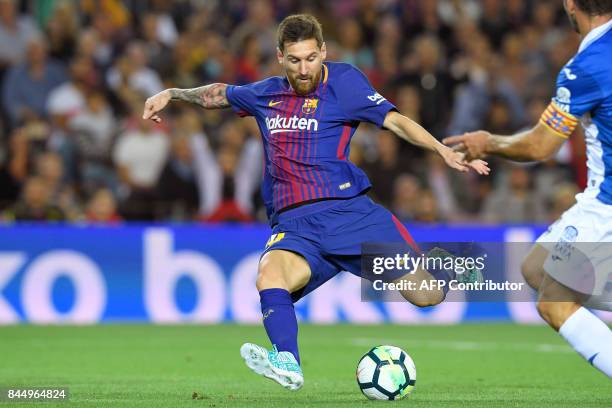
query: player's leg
[
  {"left": 536, "top": 275, "right": 612, "bottom": 378},
  {"left": 520, "top": 244, "right": 548, "bottom": 290},
  {"left": 241, "top": 249, "right": 310, "bottom": 391},
  {"left": 395, "top": 268, "right": 445, "bottom": 307},
  {"left": 256, "top": 249, "right": 311, "bottom": 363},
  {"left": 322, "top": 195, "right": 452, "bottom": 306}
]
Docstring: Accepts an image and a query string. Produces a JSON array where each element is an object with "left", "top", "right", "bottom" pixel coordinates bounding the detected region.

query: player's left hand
[
  {"left": 466, "top": 158, "right": 490, "bottom": 175},
  {"left": 438, "top": 147, "right": 490, "bottom": 175}
]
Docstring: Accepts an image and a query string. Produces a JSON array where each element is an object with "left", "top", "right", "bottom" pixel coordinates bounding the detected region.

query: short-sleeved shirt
[
  {"left": 226, "top": 62, "right": 396, "bottom": 223},
  {"left": 540, "top": 20, "right": 612, "bottom": 204}
]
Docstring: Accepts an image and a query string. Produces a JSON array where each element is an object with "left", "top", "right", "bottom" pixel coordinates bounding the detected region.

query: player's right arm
[
  {"left": 444, "top": 59, "right": 603, "bottom": 162},
  {"left": 142, "top": 83, "right": 230, "bottom": 122},
  {"left": 443, "top": 122, "right": 567, "bottom": 162}
]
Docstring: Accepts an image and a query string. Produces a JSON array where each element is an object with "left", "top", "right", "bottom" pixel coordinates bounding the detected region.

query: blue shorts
[{"left": 263, "top": 194, "right": 419, "bottom": 302}]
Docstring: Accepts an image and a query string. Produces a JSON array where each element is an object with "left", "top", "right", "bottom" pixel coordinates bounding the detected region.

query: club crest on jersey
[{"left": 302, "top": 98, "right": 318, "bottom": 114}]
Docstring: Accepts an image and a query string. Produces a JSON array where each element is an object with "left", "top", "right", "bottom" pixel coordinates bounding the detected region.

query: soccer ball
[{"left": 356, "top": 345, "right": 416, "bottom": 400}]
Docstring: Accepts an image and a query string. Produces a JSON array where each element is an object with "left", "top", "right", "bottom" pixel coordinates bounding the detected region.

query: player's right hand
[
  {"left": 443, "top": 131, "right": 491, "bottom": 160},
  {"left": 142, "top": 90, "right": 172, "bottom": 123}
]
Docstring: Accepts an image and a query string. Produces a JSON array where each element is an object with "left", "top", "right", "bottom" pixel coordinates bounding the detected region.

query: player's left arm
[{"left": 383, "top": 110, "right": 490, "bottom": 175}]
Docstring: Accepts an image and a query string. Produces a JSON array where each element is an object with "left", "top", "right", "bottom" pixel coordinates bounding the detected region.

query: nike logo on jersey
[{"left": 268, "top": 100, "right": 283, "bottom": 107}]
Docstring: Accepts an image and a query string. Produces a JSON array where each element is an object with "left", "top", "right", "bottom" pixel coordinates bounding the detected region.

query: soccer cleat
[
  {"left": 456, "top": 263, "right": 484, "bottom": 284},
  {"left": 240, "top": 343, "right": 304, "bottom": 391},
  {"left": 426, "top": 247, "right": 484, "bottom": 284}
]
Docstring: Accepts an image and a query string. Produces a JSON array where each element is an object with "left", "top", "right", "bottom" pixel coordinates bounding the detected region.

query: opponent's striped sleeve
[{"left": 539, "top": 102, "right": 579, "bottom": 138}]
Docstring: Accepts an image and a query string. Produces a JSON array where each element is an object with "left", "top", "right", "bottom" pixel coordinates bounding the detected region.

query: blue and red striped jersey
[{"left": 226, "top": 61, "right": 396, "bottom": 223}]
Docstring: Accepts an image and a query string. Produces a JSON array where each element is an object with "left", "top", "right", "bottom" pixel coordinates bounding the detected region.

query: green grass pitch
[{"left": 0, "top": 324, "right": 610, "bottom": 407}]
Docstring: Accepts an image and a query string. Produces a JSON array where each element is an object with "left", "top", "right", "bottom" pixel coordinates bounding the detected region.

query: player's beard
[{"left": 288, "top": 68, "right": 322, "bottom": 95}]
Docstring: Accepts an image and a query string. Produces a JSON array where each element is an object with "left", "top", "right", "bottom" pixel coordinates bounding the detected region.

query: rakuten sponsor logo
[{"left": 265, "top": 115, "right": 318, "bottom": 134}]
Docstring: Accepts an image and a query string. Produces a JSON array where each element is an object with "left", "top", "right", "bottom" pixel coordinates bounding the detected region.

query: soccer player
[
  {"left": 143, "top": 14, "right": 489, "bottom": 390},
  {"left": 444, "top": 0, "right": 612, "bottom": 379}
]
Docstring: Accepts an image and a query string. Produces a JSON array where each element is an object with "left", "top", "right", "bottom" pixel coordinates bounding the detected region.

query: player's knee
[
  {"left": 521, "top": 258, "right": 544, "bottom": 290},
  {"left": 536, "top": 300, "right": 578, "bottom": 330},
  {"left": 256, "top": 261, "right": 288, "bottom": 291}
]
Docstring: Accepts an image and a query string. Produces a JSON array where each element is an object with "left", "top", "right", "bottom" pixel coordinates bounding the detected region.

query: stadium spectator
[
  {"left": 481, "top": 165, "right": 547, "bottom": 223},
  {"left": 0, "top": 0, "right": 39, "bottom": 70},
  {"left": 3, "top": 175, "right": 64, "bottom": 221},
  {"left": 113, "top": 101, "right": 169, "bottom": 220},
  {"left": 364, "top": 130, "right": 414, "bottom": 208},
  {"left": 2, "top": 36, "right": 67, "bottom": 126},
  {"left": 390, "top": 174, "right": 421, "bottom": 222},
  {"left": 106, "top": 41, "right": 164, "bottom": 98},
  {"left": 155, "top": 133, "right": 199, "bottom": 220},
  {"left": 85, "top": 187, "right": 121, "bottom": 223},
  {"left": 395, "top": 34, "right": 453, "bottom": 139},
  {"left": 69, "top": 90, "right": 117, "bottom": 194},
  {"left": 44, "top": 1, "right": 79, "bottom": 62}
]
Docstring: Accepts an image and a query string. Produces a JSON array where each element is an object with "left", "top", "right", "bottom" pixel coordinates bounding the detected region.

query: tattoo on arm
[{"left": 168, "top": 83, "right": 230, "bottom": 109}]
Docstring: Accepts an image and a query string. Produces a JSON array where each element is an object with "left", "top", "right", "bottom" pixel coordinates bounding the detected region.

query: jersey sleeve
[
  {"left": 540, "top": 62, "right": 604, "bottom": 138},
  {"left": 336, "top": 66, "right": 396, "bottom": 127},
  {"left": 226, "top": 83, "right": 258, "bottom": 117}
]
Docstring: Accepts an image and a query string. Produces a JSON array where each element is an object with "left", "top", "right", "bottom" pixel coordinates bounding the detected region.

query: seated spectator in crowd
[
  {"left": 106, "top": 41, "right": 164, "bottom": 98},
  {"left": 85, "top": 188, "right": 121, "bottom": 223},
  {"left": 46, "top": 55, "right": 100, "bottom": 121},
  {"left": 0, "top": 0, "right": 39, "bottom": 70},
  {"left": 34, "top": 151, "right": 78, "bottom": 218},
  {"left": 204, "top": 145, "right": 253, "bottom": 223},
  {"left": 2, "top": 36, "right": 67, "bottom": 126},
  {"left": 44, "top": 1, "right": 79, "bottom": 62},
  {"left": 156, "top": 133, "right": 199, "bottom": 220},
  {"left": 363, "top": 130, "right": 414, "bottom": 208},
  {"left": 414, "top": 189, "right": 441, "bottom": 223},
  {"left": 390, "top": 174, "right": 421, "bottom": 222},
  {"left": 70, "top": 90, "right": 117, "bottom": 194},
  {"left": 113, "top": 100, "right": 169, "bottom": 220},
  {"left": 481, "top": 164, "right": 546, "bottom": 223},
  {"left": 3, "top": 176, "right": 64, "bottom": 221}
]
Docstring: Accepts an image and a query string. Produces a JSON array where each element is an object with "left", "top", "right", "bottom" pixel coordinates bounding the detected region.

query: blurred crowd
[{"left": 0, "top": 0, "right": 587, "bottom": 224}]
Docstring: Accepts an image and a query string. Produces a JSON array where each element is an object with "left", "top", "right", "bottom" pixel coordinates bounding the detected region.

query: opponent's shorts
[
  {"left": 263, "top": 194, "right": 418, "bottom": 302},
  {"left": 536, "top": 190, "right": 612, "bottom": 301}
]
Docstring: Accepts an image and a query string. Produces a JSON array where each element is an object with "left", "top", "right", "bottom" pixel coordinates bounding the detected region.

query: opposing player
[
  {"left": 444, "top": 0, "right": 612, "bottom": 379},
  {"left": 144, "top": 14, "right": 489, "bottom": 390}
]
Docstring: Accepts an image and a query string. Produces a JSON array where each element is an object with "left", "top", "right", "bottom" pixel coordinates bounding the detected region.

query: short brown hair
[
  {"left": 277, "top": 14, "right": 323, "bottom": 51},
  {"left": 575, "top": 0, "right": 612, "bottom": 15}
]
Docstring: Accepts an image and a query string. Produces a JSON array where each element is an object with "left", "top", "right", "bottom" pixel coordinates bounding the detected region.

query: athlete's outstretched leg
[
  {"left": 396, "top": 267, "right": 445, "bottom": 307},
  {"left": 240, "top": 249, "right": 311, "bottom": 390},
  {"left": 537, "top": 275, "right": 612, "bottom": 378},
  {"left": 521, "top": 244, "right": 548, "bottom": 290},
  {"left": 256, "top": 250, "right": 310, "bottom": 363}
]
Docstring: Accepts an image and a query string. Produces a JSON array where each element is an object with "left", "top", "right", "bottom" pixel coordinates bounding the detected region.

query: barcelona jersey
[{"left": 226, "top": 62, "right": 396, "bottom": 223}]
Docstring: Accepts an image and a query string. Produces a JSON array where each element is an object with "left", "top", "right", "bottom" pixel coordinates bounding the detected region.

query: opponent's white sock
[{"left": 558, "top": 307, "right": 612, "bottom": 378}]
